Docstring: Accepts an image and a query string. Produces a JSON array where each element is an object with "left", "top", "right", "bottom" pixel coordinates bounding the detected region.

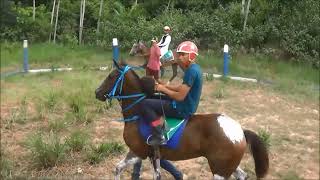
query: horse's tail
[{"left": 244, "top": 129, "right": 269, "bottom": 178}]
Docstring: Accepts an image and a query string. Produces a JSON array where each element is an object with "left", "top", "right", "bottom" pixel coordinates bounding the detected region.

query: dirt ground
[{"left": 1, "top": 60, "right": 319, "bottom": 179}]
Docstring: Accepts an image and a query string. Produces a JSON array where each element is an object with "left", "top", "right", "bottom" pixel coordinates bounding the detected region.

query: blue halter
[{"left": 105, "top": 65, "right": 145, "bottom": 122}]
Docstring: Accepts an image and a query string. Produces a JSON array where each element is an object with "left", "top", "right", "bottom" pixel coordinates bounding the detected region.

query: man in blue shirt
[{"left": 138, "top": 41, "right": 203, "bottom": 146}]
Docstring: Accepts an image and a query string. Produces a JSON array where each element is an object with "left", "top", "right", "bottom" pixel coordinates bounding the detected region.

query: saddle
[{"left": 138, "top": 117, "right": 188, "bottom": 149}]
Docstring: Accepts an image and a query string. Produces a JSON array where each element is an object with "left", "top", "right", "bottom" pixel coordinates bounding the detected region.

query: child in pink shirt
[{"left": 147, "top": 38, "right": 162, "bottom": 82}]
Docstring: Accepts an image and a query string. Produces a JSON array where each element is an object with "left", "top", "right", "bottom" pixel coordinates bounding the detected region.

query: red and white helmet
[{"left": 176, "top": 41, "right": 198, "bottom": 60}]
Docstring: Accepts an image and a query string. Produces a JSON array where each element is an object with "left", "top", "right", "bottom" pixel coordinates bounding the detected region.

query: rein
[{"left": 105, "top": 65, "right": 145, "bottom": 122}]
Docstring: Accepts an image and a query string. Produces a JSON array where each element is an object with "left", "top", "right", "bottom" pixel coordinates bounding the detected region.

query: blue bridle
[{"left": 105, "top": 65, "right": 145, "bottom": 121}]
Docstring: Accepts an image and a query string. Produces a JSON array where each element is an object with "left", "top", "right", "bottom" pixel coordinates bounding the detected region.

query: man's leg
[
  {"left": 131, "top": 160, "right": 142, "bottom": 180},
  {"left": 160, "top": 160, "right": 183, "bottom": 180}
]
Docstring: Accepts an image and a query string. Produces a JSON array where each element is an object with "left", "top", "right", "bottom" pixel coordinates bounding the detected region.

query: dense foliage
[{"left": 1, "top": 0, "right": 319, "bottom": 67}]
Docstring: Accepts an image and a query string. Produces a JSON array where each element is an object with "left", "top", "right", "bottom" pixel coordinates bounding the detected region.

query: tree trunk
[
  {"left": 53, "top": 0, "right": 60, "bottom": 43},
  {"left": 33, "top": 0, "right": 36, "bottom": 20},
  {"left": 49, "top": 0, "right": 56, "bottom": 42},
  {"left": 79, "top": 0, "right": 86, "bottom": 45},
  {"left": 241, "top": 0, "right": 245, "bottom": 15},
  {"left": 243, "top": 0, "right": 251, "bottom": 31},
  {"left": 96, "top": 0, "right": 104, "bottom": 34},
  {"left": 166, "top": 0, "right": 171, "bottom": 11}
]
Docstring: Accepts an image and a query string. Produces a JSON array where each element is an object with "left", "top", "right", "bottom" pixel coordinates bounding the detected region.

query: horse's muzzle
[{"left": 95, "top": 88, "right": 107, "bottom": 101}]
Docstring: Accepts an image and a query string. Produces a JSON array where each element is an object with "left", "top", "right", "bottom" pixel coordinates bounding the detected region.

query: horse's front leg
[
  {"left": 115, "top": 150, "right": 141, "bottom": 180},
  {"left": 150, "top": 147, "right": 161, "bottom": 180}
]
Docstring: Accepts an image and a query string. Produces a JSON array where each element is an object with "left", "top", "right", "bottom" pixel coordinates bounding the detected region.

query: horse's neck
[
  {"left": 140, "top": 45, "right": 150, "bottom": 57},
  {"left": 119, "top": 72, "right": 143, "bottom": 120}
]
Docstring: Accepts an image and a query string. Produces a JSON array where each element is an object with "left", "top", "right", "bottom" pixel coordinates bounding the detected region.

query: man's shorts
[{"left": 146, "top": 67, "right": 160, "bottom": 79}]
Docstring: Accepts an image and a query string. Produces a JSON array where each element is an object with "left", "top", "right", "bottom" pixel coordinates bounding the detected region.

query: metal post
[
  {"left": 23, "top": 40, "right": 29, "bottom": 72},
  {"left": 112, "top": 38, "right": 119, "bottom": 62},
  {"left": 223, "top": 44, "right": 229, "bottom": 76}
]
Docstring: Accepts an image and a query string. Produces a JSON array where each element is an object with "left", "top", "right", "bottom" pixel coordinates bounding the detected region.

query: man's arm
[
  {"left": 165, "top": 84, "right": 181, "bottom": 91},
  {"left": 156, "top": 83, "right": 190, "bottom": 101}
]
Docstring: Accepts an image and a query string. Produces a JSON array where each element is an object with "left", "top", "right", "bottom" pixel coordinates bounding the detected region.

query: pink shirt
[{"left": 147, "top": 44, "right": 161, "bottom": 71}]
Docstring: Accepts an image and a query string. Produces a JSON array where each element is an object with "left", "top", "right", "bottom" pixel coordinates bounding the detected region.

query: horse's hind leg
[
  {"left": 160, "top": 66, "right": 165, "bottom": 78},
  {"left": 208, "top": 160, "right": 234, "bottom": 180},
  {"left": 115, "top": 150, "right": 141, "bottom": 180},
  {"left": 232, "top": 166, "right": 247, "bottom": 180},
  {"left": 168, "top": 63, "right": 178, "bottom": 82}
]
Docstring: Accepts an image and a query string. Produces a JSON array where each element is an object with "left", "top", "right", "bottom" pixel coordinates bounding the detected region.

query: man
[
  {"left": 158, "top": 26, "right": 172, "bottom": 59},
  {"left": 138, "top": 41, "right": 203, "bottom": 145}
]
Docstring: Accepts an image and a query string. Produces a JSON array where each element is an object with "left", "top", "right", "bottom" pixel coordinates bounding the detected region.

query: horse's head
[
  {"left": 129, "top": 40, "right": 146, "bottom": 56},
  {"left": 95, "top": 60, "right": 145, "bottom": 102}
]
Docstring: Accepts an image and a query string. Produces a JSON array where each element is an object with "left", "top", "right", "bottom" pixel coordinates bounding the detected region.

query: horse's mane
[{"left": 126, "top": 66, "right": 155, "bottom": 97}]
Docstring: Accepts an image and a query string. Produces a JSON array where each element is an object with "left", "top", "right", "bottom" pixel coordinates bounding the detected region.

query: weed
[
  {"left": 258, "top": 129, "right": 271, "bottom": 150},
  {"left": 48, "top": 119, "right": 67, "bottom": 132},
  {"left": 87, "top": 142, "right": 125, "bottom": 164},
  {"left": 45, "top": 91, "right": 59, "bottom": 112},
  {"left": 34, "top": 103, "right": 46, "bottom": 121},
  {"left": 205, "top": 74, "right": 214, "bottom": 81},
  {"left": 25, "top": 132, "right": 66, "bottom": 168},
  {"left": 65, "top": 130, "right": 88, "bottom": 152},
  {"left": 214, "top": 86, "right": 226, "bottom": 99},
  {"left": 0, "top": 150, "right": 13, "bottom": 179}
]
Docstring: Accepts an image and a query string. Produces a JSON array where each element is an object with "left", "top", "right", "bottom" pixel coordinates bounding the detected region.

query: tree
[
  {"left": 79, "top": 0, "right": 86, "bottom": 44},
  {"left": 53, "top": 0, "right": 60, "bottom": 43}
]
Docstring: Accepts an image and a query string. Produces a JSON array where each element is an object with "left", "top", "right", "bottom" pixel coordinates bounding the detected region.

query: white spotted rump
[{"left": 217, "top": 114, "right": 244, "bottom": 144}]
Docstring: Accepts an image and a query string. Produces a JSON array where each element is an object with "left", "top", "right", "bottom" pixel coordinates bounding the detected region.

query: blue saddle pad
[
  {"left": 138, "top": 117, "right": 188, "bottom": 149},
  {"left": 161, "top": 50, "right": 174, "bottom": 62}
]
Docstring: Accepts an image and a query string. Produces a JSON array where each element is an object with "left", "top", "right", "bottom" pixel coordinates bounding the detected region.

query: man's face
[{"left": 177, "top": 52, "right": 191, "bottom": 68}]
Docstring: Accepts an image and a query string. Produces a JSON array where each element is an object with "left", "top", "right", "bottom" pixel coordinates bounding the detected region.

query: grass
[
  {"left": 87, "top": 142, "right": 125, "bottom": 164},
  {"left": 25, "top": 132, "right": 67, "bottom": 168},
  {"left": 65, "top": 130, "right": 89, "bottom": 152}
]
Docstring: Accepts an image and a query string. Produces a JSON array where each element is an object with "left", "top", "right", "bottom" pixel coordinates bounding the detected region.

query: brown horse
[
  {"left": 95, "top": 61, "right": 269, "bottom": 179},
  {"left": 129, "top": 41, "right": 180, "bottom": 83}
]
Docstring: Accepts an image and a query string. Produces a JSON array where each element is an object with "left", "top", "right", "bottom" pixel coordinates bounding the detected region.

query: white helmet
[{"left": 163, "top": 26, "right": 171, "bottom": 31}]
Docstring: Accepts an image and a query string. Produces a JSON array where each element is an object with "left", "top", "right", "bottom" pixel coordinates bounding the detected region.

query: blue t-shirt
[{"left": 174, "top": 63, "right": 202, "bottom": 117}]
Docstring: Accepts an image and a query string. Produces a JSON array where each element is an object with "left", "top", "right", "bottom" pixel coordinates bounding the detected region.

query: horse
[
  {"left": 95, "top": 61, "right": 269, "bottom": 179},
  {"left": 129, "top": 40, "right": 180, "bottom": 83}
]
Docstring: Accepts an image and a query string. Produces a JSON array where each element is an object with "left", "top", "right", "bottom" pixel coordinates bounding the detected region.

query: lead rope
[{"left": 158, "top": 84, "right": 167, "bottom": 139}]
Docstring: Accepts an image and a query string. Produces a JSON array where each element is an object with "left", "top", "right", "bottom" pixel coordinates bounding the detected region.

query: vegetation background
[{"left": 1, "top": 0, "right": 319, "bottom": 68}]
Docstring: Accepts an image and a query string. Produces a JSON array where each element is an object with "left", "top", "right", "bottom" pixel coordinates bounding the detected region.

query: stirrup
[{"left": 146, "top": 134, "right": 167, "bottom": 146}]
